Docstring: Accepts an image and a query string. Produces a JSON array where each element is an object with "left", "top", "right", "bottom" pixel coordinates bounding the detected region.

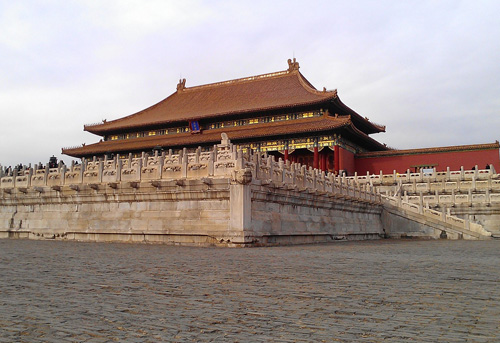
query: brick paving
[{"left": 0, "top": 239, "right": 499, "bottom": 342}]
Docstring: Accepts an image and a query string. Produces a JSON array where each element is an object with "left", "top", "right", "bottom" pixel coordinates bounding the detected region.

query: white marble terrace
[{"left": 1, "top": 136, "right": 495, "bottom": 240}]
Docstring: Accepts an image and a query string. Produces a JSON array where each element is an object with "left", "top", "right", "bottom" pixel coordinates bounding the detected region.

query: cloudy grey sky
[{"left": 1, "top": 0, "right": 499, "bottom": 167}]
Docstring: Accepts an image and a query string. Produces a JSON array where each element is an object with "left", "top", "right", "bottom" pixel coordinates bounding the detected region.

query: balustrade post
[
  {"left": 79, "top": 159, "right": 86, "bottom": 183},
  {"left": 137, "top": 157, "right": 143, "bottom": 181},
  {"left": 268, "top": 156, "right": 274, "bottom": 181},
  {"left": 158, "top": 153, "right": 164, "bottom": 179},
  {"left": 197, "top": 148, "right": 202, "bottom": 163},
  {"left": 44, "top": 163, "right": 49, "bottom": 186},
  {"left": 232, "top": 144, "right": 237, "bottom": 160},
  {"left": 98, "top": 159, "right": 103, "bottom": 183},
  {"left": 61, "top": 165, "right": 67, "bottom": 185},
  {"left": 27, "top": 167, "right": 33, "bottom": 187},
  {"left": 181, "top": 153, "right": 188, "bottom": 179},
  {"left": 117, "top": 159, "right": 122, "bottom": 182},
  {"left": 418, "top": 192, "right": 423, "bottom": 213},
  {"left": 236, "top": 149, "right": 244, "bottom": 170},
  {"left": 210, "top": 145, "right": 215, "bottom": 162}
]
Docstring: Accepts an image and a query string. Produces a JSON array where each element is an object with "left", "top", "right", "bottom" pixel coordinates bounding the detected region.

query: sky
[{"left": 1, "top": 0, "right": 499, "bottom": 167}]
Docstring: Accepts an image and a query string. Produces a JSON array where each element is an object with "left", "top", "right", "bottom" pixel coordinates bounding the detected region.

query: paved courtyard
[{"left": 0, "top": 239, "right": 499, "bottom": 342}]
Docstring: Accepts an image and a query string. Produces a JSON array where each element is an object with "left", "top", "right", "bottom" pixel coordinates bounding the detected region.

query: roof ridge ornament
[
  {"left": 177, "top": 78, "right": 186, "bottom": 92},
  {"left": 287, "top": 58, "right": 299, "bottom": 72}
]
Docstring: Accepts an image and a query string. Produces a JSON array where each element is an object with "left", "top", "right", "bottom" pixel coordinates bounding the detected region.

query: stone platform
[{"left": 0, "top": 137, "right": 493, "bottom": 245}]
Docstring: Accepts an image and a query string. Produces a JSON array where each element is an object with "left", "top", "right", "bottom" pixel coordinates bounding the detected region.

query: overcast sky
[{"left": 1, "top": 0, "right": 499, "bottom": 167}]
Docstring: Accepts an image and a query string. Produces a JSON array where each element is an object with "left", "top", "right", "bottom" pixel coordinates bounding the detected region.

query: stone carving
[
  {"left": 234, "top": 168, "right": 252, "bottom": 185},
  {"left": 163, "top": 165, "right": 181, "bottom": 172},
  {"left": 215, "top": 161, "right": 235, "bottom": 169},
  {"left": 177, "top": 78, "right": 186, "bottom": 91},
  {"left": 66, "top": 172, "right": 79, "bottom": 180},
  {"left": 122, "top": 169, "right": 136, "bottom": 175},
  {"left": 188, "top": 164, "right": 207, "bottom": 171},
  {"left": 287, "top": 58, "right": 299, "bottom": 72},
  {"left": 200, "top": 153, "right": 212, "bottom": 162},
  {"left": 142, "top": 167, "right": 157, "bottom": 174}
]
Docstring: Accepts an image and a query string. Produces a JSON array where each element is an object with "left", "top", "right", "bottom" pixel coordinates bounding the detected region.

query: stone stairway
[{"left": 381, "top": 194, "right": 492, "bottom": 240}]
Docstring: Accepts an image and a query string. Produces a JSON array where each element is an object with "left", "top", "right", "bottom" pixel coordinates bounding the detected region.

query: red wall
[
  {"left": 355, "top": 148, "right": 500, "bottom": 174},
  {"left": 339, "top": 147, "right": 356, "bottom": 175}
]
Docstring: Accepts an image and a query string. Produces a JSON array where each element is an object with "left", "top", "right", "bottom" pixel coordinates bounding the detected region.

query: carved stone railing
[
  {"left": 0, "top": 135, "right": 381, "bottom": 205},
  {"left": 347, "top": 166, "right": 496, "bottom": 186},
  {"left": 346, "top": 165, "right": 499, "bottom": 209}
]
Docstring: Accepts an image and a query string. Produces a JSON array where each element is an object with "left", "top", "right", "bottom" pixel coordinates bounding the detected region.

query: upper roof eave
[
  {"left": 84, "top": 68, "right": 338, "bottom": 136},
  {"left": 330, "top": 96, "right": 386, "bottom": 134}
]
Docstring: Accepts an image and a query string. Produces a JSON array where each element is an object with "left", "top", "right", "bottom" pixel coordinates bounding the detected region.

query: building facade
[{"left": 63, "top": 59, "right": 500, "bottom": 174}]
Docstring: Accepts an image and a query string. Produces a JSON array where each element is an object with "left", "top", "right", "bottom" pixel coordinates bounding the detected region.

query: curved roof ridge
[
  {"left": 84, "top": 91, "right": 178, "bottom": 130},
  {"left": 332, "top": 94, "right": 385, "bottom": 133},
  {"left": 295, "top": 70, "right": 338, "bottom": 98},
  {"left": 183, "top": 70, "right": 290, "bottom": 92},
  {"left": 344, "top": 120, "right": 388, "bottom": 150}
]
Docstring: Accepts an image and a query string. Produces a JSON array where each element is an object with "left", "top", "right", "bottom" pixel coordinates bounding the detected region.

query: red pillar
[
  {"left": 313, "top": 147, "right": 319, "bottom": 169},
  {"left": 334, "top": 145, "right": 340, "bottom": 174},
  {"left": 284, "top": 149, "right": 289, "bottom": 162},
  {"left": 321, "top": 153, "right": 327, "bottom": 172}
]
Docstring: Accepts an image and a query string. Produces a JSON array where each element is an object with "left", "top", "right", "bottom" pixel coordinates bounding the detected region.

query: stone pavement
[{"left": 0, "top": 239, "right": 499, "bottom": 342}]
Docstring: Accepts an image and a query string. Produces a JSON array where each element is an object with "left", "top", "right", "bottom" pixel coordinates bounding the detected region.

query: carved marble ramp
[{"left": 381, "top": 195, "right": 492, "bottom": 240}]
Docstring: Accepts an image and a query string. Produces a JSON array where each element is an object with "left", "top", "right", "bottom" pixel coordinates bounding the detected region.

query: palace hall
[{"left": 63, "top": 59, "right": 500, "bottom": 174}]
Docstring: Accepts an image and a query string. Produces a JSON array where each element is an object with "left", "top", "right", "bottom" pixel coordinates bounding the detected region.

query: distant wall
[
  {"left": 339, "top": 147, "right": 355, "bottom": 175},
  {"left": 355, "top": 147, "right": 500, "bottom": 174}
]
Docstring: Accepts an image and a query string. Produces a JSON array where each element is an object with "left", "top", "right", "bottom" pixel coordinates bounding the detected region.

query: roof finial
[
  {"left": 287, "top": 58, "right": 299, "bottom": 72},
  {"left": 177, "top": 78, "right": 186, "bottom": 92}
]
